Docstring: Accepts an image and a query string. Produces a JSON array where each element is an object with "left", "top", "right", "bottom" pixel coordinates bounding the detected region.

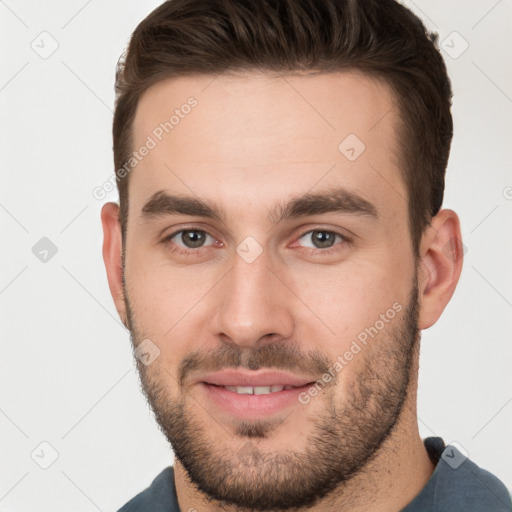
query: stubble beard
[{"left": 124, "top": 279, "right": 420, "bottom": 511}]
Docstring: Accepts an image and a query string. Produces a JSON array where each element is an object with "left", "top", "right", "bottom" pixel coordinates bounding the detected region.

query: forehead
[{"left": 129, "top": 70, "right": 406, "bottom": 222}]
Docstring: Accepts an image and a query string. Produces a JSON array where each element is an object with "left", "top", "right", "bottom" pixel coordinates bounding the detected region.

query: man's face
[{"left": 123, "top": 71, "right": 420, "bottom": 509}]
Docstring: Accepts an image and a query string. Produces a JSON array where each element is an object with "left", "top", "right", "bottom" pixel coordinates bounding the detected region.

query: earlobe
[
  {"left": 100, "top": 202, "right": 128, "bottom": 328},
  {"left": 417, "top": 209, "right": 464, "bottom": 330}
]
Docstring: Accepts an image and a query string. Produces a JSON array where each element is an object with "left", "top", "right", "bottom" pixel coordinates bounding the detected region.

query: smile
[{"left": 218, "top": 384, "right": 299, "bottom": 395}]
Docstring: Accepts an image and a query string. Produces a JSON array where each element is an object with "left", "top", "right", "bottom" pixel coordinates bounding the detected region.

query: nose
[{"left": 211, "top": 249, "right": 295, "bottom": 349}]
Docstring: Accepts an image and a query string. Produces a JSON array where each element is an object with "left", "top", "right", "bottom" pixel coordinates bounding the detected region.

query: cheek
[
  {"left": 124, "top": 256, "right": 219, "bottom": 365},
  {"left": 293, "top": 262, "right": 404, "bottom": 343}
]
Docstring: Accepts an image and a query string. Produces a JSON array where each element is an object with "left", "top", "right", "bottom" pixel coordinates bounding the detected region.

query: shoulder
[
  {"left": 117, "top": 466, "right": 180, "bottom": 512},
  {"left": 436, "top": 455, "right": 511, "bottom": 511},
  {"left": 403, "top": 438, "right": 512, "bottom": 512}
]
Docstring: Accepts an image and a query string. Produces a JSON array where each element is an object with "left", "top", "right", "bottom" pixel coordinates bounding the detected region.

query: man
[{"left": 101, "top": 0, "right": 511, "bottom": 510}]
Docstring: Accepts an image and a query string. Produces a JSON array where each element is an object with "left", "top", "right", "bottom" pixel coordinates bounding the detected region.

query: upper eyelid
[
  {"left": 166, "top": 228, "right": 216, "bottom": 245},
  {"left": 164, "top": 226, "right": 217, "bottom": 240},
  {"left": 297, "top": 229, "right": 347, "bottom": 240},
  {"left": 294, "top": 230, "right": 350, "bottom": 249}
]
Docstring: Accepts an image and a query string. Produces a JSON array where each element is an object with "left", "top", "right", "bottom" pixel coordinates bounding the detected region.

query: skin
[{"left": 102, "top": 70, "right": 463, "bottom": 511}]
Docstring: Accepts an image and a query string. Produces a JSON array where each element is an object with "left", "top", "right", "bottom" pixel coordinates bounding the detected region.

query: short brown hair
[{"left": 113, "top": 0, "right": 453, "bottom": 257}]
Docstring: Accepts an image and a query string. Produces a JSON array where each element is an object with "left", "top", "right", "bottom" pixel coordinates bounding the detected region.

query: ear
[
  {"left": 101, "top": 202, "right": 128, "bottom": 329},
  {"left": 417, "top": 209, "right": 464, "bottom": 330}
]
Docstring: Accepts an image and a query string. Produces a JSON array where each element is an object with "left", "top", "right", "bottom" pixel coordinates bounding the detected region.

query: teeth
[
  {"left": 222, "top": 385, "right": 291, "bottom": 395},
  {"left": 255, "top": 386, "right": 281, "bottom": 395},
  {"left": 230, "top": 386, "right": 253, "bottom": 394}
]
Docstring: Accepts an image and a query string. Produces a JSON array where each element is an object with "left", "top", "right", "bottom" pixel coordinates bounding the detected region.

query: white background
[{"left": 1, "top": 1, "right": 511, "bottom": 510}]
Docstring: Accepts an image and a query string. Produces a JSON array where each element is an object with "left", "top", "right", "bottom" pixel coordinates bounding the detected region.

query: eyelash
[{"left": 161, "top": 227, "right": 352, "bottom": 256}]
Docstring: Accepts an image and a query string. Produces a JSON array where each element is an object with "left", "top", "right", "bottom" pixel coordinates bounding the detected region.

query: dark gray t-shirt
[{"left": 118, "top": 437, "right": 512, "bottom": 511}]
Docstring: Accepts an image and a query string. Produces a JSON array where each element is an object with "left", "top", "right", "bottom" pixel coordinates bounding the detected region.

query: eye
[
  {"left": 167, "top": 229, "right": 217, "bottom": 250},
  {"left": 296, "top": 229, "right": 348, "bottom": 250}
]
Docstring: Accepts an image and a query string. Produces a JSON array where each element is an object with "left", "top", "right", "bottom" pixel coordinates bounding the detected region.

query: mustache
[{"left": 177, "top": 343, "right": 332, "bottom": 388}]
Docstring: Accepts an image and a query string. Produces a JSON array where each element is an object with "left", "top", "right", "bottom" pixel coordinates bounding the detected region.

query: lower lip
[{"left": 199, "top": 382, "right": 313, "bottom": 419}]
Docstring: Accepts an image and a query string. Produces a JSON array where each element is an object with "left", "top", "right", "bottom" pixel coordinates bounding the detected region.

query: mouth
[
  {"left": 199, "top": 380, "right": 316, "bottom": 420},
  {"left": 208, "top": 384, "right": 304, "bottom": 394}
]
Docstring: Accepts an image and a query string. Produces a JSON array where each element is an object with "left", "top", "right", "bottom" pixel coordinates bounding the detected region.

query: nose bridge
[{"left": 213, "top": 249, "right": 294, "bottom": 346}]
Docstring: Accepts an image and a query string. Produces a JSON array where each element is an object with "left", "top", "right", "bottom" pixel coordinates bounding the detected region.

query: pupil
[
  {"left": 313, "top": 231, "right": 334, "bottom": 248},
  {"left": 182, "top": 230, "right": 205, "bottom": 248}
]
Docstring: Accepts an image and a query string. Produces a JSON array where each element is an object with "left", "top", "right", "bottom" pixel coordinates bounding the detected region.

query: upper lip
[{"left": 197, "top": 369, "right": 317, "bottom": 388}]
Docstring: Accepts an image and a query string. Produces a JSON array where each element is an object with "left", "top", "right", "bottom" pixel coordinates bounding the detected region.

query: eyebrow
[
  {"left": 269, "top": 188, "right": 378, "bottom": 223},
  {"left": 140, "top": 188, "right": 378, "bottom": 224},
  {"left": 141, "top": 191, "right": 225, "bottom": 222}
]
